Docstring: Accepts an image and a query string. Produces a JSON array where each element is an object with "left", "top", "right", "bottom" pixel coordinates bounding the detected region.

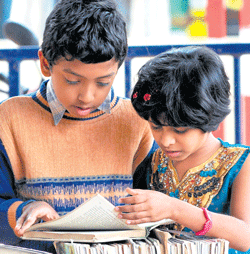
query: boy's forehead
[
  {"left": 52, "top": 58, "right": 119, "bottom": 76},
  {"left": 55, "top": 56, "right": 118, "bottom": 66}
]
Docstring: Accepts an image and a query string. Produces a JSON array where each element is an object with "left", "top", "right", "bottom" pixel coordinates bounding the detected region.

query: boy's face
[{"left": 39, "top": 51, "right": 119, "bottom": 118}]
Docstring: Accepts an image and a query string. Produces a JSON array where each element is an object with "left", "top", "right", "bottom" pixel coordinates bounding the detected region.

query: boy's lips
[{"left": 73, "top": 105, "right": 93, "bottom": 116}]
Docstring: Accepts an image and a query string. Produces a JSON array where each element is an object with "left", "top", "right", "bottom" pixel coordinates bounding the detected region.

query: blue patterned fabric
[
  {"left": 209, "top": 139, "right": 250, "bottom": 254},
  {"left": 133, "top": 138, "right": 250, "bottom": 253},
  {"left": 179, "top": 139, "right": 250, "bottom": 254}
]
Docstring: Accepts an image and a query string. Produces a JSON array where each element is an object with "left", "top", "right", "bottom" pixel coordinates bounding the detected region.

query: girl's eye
[
  {"left": 173, "top": 128, "right": 188, "bottom": 134},
  {"left": 65, "top": 78, "right": 80, "bottom": 85},
  {"left": 151, "top": 125, "right": 162, "bottom": 130}
]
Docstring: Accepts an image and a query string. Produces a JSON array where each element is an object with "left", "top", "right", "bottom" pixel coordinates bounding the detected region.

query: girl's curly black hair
[{"left": 131, "top": 46, "right": 231, "bottom": 133}]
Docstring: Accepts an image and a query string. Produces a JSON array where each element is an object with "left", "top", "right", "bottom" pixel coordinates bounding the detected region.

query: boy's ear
[{"left": 38, "top": 50, "right": 51, "bottom": 77}]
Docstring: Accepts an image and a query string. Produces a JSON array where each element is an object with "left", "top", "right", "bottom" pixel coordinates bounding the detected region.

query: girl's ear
[{"left": 38, "top": 50, "right": 51, "bottom": 77}]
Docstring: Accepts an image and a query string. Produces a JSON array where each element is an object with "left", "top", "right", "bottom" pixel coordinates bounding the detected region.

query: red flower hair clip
[
  {"left": 143, "top": 93, "right": 151, "bottom": 101},
  {"left": 133, "top": 92, "right": 138, "bottom": 99}
]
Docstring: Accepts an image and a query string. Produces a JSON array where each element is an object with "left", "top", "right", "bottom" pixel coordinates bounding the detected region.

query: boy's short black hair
[
  {"left": 131, "top": 46, "right": 231, "bottom": 132},
  {"left": 41, "top": 0, "right": 127, "bottom": 67}
]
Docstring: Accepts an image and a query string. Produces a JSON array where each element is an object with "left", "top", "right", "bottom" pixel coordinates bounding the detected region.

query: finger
[
  {"left": 120, "top": 210, "right": 148, "bottom": 220},
  {"left": 118, "top": 196, "right": 136, "bottom": 205},
  {"left": 15, "top": 214, "right": 26, "bottom": 231},
  {"left": 126, "top": 217, "right": 151, "bottom": 225},
  {"left": 16, "top": 214, "right": 38, "bottom": 236},
  {"left": 126, "top": 187, "right": 147, "bottom": 196},
  {"left": 15, "top": 207, "right": 33, "bottom": 230},
  {"left": 119, "top": 193, "right": 146, "bottom": 205},
  {"left": 118, "top": 211, "right": 151, "bottom": 224},
  {"left": 116, "top": 203, "right": 146, "bottom": 214},
  {"left": 125, "top": 187, "right": 138, "bottom": 195},
  {"left": 41, "top": 212, "right": 60, "bottom": 221}
]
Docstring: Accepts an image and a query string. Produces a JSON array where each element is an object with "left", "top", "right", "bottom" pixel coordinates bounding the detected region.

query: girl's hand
[
  {"left": 115, "top": 187, "right": 173, "bottom": 225},
  {"left": 14, "top": 201, "right": 60, "bottom": 237}
]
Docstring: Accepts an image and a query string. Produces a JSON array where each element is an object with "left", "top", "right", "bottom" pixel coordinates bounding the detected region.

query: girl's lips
[{"left": 164, "top": 150, "right": 181, "bottom": 158}]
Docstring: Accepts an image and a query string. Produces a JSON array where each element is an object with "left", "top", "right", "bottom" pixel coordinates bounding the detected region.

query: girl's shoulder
[
  {"left": 218, "top": 138, "right": 250, "bottom": 169},
  {"left": 218, "top": 138, "right": 250, "bottom": 150},
  {"left": 218, "top": 138, "right": 250, "bottom": 178}
]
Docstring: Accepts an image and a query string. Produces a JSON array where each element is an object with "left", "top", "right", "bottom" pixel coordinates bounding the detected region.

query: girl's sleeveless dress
[{"left": 149, "top": 139, "right": 250, "bottom": 254}]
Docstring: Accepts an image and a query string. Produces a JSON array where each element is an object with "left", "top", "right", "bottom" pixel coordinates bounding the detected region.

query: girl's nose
[{"left": 160, "top": 132, "right": 176, "bottom": 147}]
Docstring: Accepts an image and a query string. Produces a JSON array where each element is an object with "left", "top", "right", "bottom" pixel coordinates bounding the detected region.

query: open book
[{"left": 22, "top": 194, "right": 174, "bottom": 243}]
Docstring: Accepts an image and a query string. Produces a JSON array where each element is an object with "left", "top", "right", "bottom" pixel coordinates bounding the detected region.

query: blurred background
[{"left": 0, "top": 0, "right": 250, "bottom": 145}]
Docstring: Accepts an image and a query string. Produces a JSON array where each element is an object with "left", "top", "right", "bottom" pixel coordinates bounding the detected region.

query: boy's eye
[
  {"left": 97, "top": 82, "right": 110, "bottom": 87},
  {"left": 65, "top": 78, "right": 80, "bottom": 85}
]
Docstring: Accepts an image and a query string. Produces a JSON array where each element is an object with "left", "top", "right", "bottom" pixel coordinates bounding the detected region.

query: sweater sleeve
[
  {"left": 132, "top": 122, "right": 154, "bottom": 173},
  {"left": 0, "top": 139, "right": 33, "bottom": 244}
]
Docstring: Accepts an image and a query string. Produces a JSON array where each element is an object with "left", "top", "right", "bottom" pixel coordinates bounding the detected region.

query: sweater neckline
[{"left": 32, "top": 81, "right": 120, "bottom": 121}]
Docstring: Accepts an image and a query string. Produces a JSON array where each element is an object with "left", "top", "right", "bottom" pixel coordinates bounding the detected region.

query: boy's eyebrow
[{"left": 63, "top": 68, "right": 116, "bottom": 79}]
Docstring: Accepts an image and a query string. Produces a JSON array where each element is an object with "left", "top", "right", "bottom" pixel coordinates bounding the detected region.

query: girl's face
[{"left": 149, "top": 120, "right": 210, "bottom": 163}]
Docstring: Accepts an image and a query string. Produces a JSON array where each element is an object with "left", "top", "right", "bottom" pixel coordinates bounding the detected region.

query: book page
[
  {"left": 0, "top": 244, "right": 51, "bottom": 254},
  {"left": 27, "top": 194, "right": 141, "bottom": 232}
]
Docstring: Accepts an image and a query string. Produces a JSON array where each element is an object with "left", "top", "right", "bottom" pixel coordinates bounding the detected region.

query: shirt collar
[{"left": 46, "top": 79, "right": 111, "bottom": 126}]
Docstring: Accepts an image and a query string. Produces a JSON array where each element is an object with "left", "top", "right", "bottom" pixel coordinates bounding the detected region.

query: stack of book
[
  {"left": 54, "top": 238, "right": 163, "bottom": 254},
  {"left": 167, "top": 234, "right": 229, "bottom": 254},
  {"left": 152, "top": 229, "right": 229, "bottom": 254},
  {"left": 53, "top": 235, "right": 229, "bottom": 254},
  {"left": 19, "top": 194, "right": 229, "bottom": 254}
]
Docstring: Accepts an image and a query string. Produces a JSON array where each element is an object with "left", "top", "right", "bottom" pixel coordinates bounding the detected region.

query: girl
[{"left": 115, "top": 46, "right": 250, "bottom": 253}]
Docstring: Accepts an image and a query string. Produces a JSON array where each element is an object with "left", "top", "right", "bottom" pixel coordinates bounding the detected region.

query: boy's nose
[{"left": 78, "top": 86, "right": 95, "bottom": 104}]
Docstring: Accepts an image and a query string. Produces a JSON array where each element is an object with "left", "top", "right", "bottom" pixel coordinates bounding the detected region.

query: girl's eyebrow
[
  {"left": 63, "top": 68, "right": 115, "bottom": 79},
  {"left": 173, "top": 126, "right": 190, "bottom": 130},
  {"left": 149, "top": 120, "right": 189, "bottom": 129},
  {"left": 149, "top": 120, "right": 166, "bottom": 126}
]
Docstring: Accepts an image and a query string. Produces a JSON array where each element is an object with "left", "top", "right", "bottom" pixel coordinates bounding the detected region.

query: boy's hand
[
  {"left": 115, "top": 187, "right": 173, "bottom": 225},
  {"left": 14, "top": 201, "right": 59, "bottom": 237}
]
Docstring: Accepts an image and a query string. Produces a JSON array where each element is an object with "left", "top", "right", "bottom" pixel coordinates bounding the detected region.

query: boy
[{"left": 0, "top": 0, "right": 153, "bottom": 252}]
